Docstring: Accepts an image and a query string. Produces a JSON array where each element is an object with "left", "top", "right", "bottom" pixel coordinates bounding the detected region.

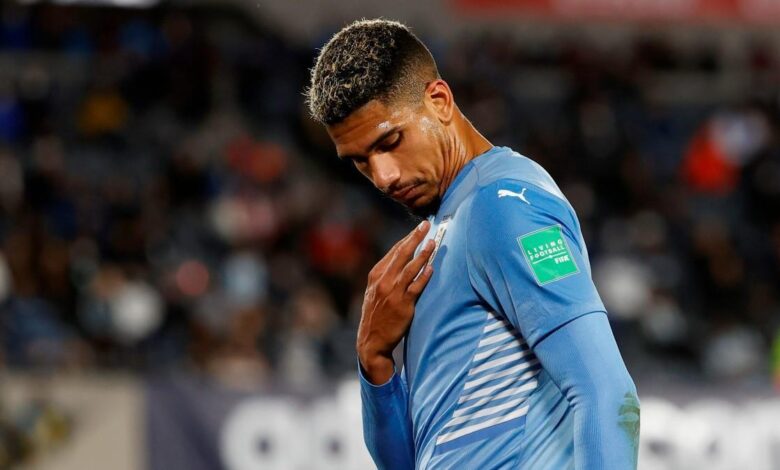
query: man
[{"left": 306, "top": 19, "right": 640, "bottom": 469}]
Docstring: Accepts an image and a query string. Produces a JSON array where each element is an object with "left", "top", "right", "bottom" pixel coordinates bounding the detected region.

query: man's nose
[{"left": 370, "top": 154, "right": 400, "bottom": 192}]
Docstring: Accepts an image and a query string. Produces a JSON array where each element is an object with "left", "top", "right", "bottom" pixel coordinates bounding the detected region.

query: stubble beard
[{"left": 403, "top": 193, "right": 441, "bottom": 221}]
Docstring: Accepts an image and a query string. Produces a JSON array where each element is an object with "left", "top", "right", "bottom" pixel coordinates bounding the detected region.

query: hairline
[{"left": 307, "top": 20, "right": 440, "bottom": 125}]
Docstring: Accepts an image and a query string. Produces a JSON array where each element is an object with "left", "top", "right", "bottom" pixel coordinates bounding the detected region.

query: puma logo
[{"left": 497, "top": 188, "right": 530, "bottom": 205}]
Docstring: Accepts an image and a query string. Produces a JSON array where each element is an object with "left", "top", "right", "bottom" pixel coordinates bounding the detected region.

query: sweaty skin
[{"left": 327, "top": 79, "right": 492, "bottom": 220}]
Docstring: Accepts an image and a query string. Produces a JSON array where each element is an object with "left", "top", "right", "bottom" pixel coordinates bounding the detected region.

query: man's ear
[{"left": 424, "top": 79, "right": 454, "bottom": 125}]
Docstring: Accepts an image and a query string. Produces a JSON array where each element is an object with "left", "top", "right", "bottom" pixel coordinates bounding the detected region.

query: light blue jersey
[{"left": 360, "top": 146, "right": 639, "bottom": 470}]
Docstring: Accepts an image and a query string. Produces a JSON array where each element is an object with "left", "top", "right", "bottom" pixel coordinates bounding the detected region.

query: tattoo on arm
[{"left": 618, "top": 391, "right": 641, "bottom": 467}]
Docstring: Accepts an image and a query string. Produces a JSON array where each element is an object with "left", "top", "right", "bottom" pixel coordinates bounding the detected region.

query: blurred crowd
[{"left": 0, "top": 3, "right": 778, "bottom": 392}]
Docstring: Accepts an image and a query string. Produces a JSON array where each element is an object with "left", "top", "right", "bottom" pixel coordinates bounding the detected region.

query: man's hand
[{"left": 357, "top": 220, "right": 437, "bottom": 384}]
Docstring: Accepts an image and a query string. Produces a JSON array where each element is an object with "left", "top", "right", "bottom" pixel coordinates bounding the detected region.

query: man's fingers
[
  {"left": 400, "top": 238, "right": 435, "bottom": 286},
  {"left": 389, "top": 220, "right": 431, "bottom": 270},
  {"left": 371, "top": 220, "right": 431, "bottom": 280},
  {"left": 406, "top": 264, "right": 434, "bottom": 297}
]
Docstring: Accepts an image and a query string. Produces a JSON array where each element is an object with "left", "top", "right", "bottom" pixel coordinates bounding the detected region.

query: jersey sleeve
[
  {"left": 358, "top": 362, "right": 415, "bottom": 470},
  {"left": 465, "top": 178, "right": 606, "bottom": 347},
  {"left": 532, "top": 311, "right": 640, "bottom": 469}
]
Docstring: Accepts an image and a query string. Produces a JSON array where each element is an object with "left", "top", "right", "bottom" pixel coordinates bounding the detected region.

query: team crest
[{"left": 426, "top": 216, "right": 451, "bottom": 268}]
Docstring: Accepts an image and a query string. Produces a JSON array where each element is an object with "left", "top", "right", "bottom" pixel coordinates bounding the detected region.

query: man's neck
[{"left": 438, "top": 115, "right": 493, "bottom": 200}]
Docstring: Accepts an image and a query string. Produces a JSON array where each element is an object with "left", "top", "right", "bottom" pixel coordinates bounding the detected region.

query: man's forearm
[{"left": 533, "top": 312, "right": 640, "bottom": 469}]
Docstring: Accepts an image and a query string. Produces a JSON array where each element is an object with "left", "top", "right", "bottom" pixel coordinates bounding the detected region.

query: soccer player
[{"left": 306, "top": 19, "right": 640, "bottom": 470}]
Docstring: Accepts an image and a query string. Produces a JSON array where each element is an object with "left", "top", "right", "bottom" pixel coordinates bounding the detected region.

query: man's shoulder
[
  {"left": 465, "top": 150, "right": 580, "bottom": 253},
  {"left": 472, "top": 147, "right": 566, "bottom": 202}
]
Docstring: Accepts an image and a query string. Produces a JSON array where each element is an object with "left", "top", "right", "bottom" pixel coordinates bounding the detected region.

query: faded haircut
[{"left": 306, "top": 19, "right": 440, "bottom": 125}]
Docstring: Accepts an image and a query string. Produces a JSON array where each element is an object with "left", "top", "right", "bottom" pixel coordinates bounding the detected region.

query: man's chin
[{"left": 403, "top": 195, "right": 440, "bottom": 220}]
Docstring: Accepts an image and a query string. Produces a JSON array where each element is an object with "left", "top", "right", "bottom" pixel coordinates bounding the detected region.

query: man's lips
[{"left": 390, "top": 184, "right": 421, "bottom": 201}]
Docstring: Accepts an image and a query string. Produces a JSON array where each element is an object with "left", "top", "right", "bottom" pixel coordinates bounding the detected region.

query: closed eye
[
  {"left": 338, "top": 130, "right": 402, "bottom": 168},
  {"left": 377, "top": 132, "right": 402, "bottom": 152}
]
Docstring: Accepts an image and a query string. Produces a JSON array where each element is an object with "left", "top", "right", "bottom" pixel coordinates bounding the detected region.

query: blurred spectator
[
  {"left": 277, "top": 282, "right": 340, "bottom": 390},
  {"left": 772, "top": 330, "right": 780, "bottom": 390}
]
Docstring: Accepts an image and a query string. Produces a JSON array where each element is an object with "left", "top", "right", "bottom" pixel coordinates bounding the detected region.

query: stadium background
[{"left": 0, "top": 0, "right": 779, "bottom": 468}]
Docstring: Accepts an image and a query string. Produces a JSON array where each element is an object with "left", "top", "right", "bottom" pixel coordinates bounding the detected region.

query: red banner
[{"left": 452, "top": 0, "right": 780, "bottom": 24}]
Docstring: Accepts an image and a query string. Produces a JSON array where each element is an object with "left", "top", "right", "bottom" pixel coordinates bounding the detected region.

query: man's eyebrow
[{"left": 338, "top": 126, "right": 401, "bottom": 160}]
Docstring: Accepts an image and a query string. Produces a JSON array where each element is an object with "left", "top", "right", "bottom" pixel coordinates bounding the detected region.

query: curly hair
[{"left": 306, "top": 19, "right": 440, "bottom": 125}]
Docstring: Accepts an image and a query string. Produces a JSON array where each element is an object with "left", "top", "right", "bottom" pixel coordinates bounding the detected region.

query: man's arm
[
  {"left": 466, "top": 178, "right": 639, "bottom": 469},
  {"left": 356, "top": 219, "right": 436, "bottom": 469},
  {"left": 534, "top": 312, "right": 640, "bottom": 468}
]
